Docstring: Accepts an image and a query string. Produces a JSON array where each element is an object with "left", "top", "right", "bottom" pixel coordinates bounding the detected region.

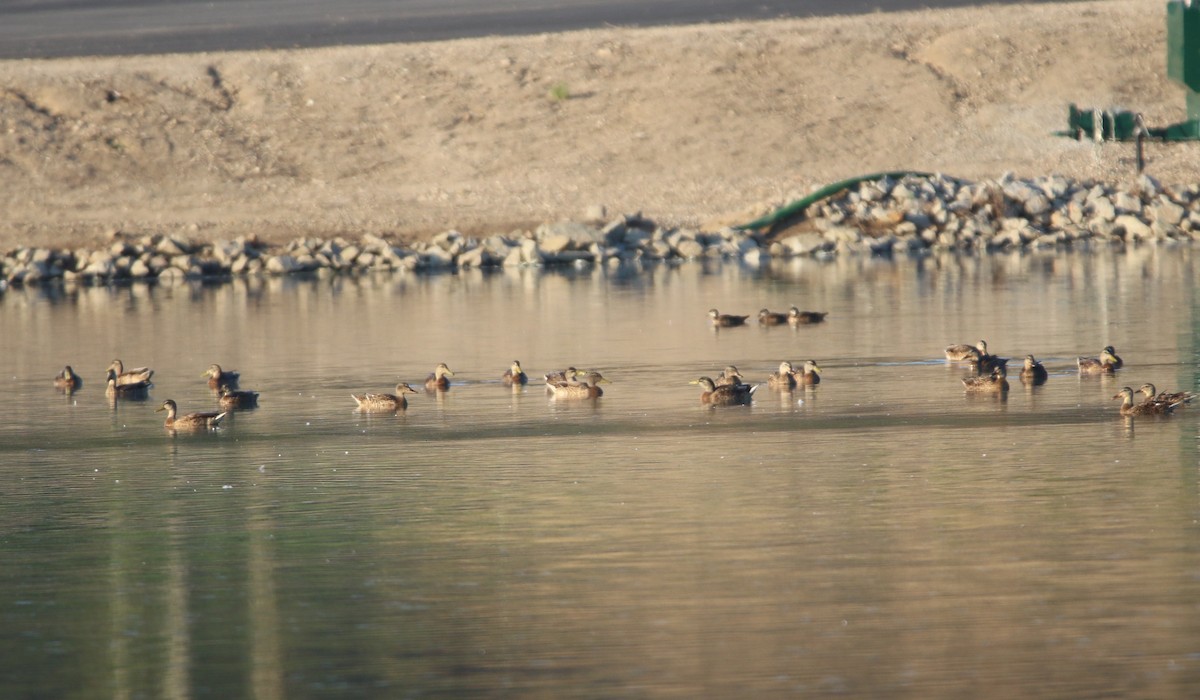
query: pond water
[{"left": 2, "top": 246, "right": 1199, "bottom": 698}]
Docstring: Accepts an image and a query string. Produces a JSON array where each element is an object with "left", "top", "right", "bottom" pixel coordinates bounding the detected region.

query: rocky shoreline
[{"left": 2, "top": 172, "right": 1196, "bottom": 291}]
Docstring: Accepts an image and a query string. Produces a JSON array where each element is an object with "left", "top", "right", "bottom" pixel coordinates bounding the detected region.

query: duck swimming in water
[
  {"left": 156, "top": 399, "right": 226, "bottom": 430},
  {"left": 691, "top": 376, "right": 756, "bottom": 406},
  {"left": 351, "top": 383, "right": 418, "bottom": 412}
]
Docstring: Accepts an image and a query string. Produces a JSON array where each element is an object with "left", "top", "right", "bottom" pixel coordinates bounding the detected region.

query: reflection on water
[{"left": 2, "top": 247, "right": 1199, "bottom": 697}]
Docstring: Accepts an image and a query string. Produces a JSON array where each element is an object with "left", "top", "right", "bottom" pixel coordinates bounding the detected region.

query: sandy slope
[{"left": 0, "top": 0, "right": 1192, "bottom": 250}]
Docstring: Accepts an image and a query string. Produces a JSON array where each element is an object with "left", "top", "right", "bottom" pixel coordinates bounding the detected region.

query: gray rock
[
  {"left": 538, "top": 221, "right": 600, "bottom": 249},
  {"left": 622, "top": 229, "right": 651, "bottom": 248},
  {"left": 1151, "top": 199, "right": 1186, "bottom": 227},
  {"left": 84, "top": 257, "right": 115, "bottom": 277},
  {"left": 420, "top": 246, "right": 455, "bottom": 269},
  {"left": 646, "top": 240, "right": 673, "bottom": 259},
  {"left": 520, "top": 238, "right": 544, "bottom": 264},
  {"left": 503, "top": 247, "right": 524, "bottom": 267},
  {"left": 1136, "top": 173, "right": 1162, "bottom": 199},
  {"left": 601, "top": 220, "right": 628, "bottom": 247},
  {"left": 361, "top": 233, "right": 390, "bottom": 253},
  {"left": 266, "top": 255, "right": 300, "bottom": 274},
  {"left": 782, "top": 232, "right": 827, "bottom": 255},
  {"left": 1113, "top": 191, "right": 1142, "bottom": 215},
  {"left": 674, "top": 239, "right": 705, "bottom": 259},
  {"left": 482, "top": 235, "right": 514, "bottom": 257},
  {"left": 823, "top": 226, "right": 862, "bottom": 244},
  {"left": 1086, "top": 196, "right": 1116, "bottom": 222},
  {"left": 1114, "top": 214, "right": 1152, "bottom": 241},
  {"left": 869, "top": 234, "right": 899, "bottom": 254},
  {"left": 157, "top": 235, "right": 192, "bottom": 256},
  {"left": 538, "top": 234, "right": 572, "bottom": 255},
  {"left": 129, "top": 259, "right": 152, "bottom": 278}
]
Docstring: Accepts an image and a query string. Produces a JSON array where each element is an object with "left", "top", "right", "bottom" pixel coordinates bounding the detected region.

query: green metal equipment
[{"left": 1068, "top": 0, "right": 1200, "bottom": 141}]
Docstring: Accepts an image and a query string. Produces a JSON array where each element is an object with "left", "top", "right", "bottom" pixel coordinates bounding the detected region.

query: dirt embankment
[{"left": 0, "top": 0, "right": 1190, "bottom": 251}]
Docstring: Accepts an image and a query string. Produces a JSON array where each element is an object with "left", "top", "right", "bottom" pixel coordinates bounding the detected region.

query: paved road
[{"left": 0, "top": 0, "right": 1078, "bottom": 60}]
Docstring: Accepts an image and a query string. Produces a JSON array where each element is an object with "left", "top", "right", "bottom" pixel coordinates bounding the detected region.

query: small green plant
[{"left": 547, "top": 82, "right": 570, "bottom": 102}]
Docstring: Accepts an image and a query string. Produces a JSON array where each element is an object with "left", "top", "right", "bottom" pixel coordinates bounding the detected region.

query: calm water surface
[{"left": 2, "top": 247, "right": 1199, "bottom": 698}]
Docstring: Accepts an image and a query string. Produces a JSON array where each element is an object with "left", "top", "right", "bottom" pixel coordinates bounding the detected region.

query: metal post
[{"left": 1135, "top": 113, "right": 1147, "bottom": 173}]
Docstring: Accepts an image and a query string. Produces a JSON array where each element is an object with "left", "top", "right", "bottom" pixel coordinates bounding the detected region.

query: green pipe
[{"left": 734, "top": 170, "right": 935, "bottom": 233}]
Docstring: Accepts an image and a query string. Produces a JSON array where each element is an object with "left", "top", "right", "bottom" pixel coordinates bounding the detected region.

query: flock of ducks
[
  {"left": 46, "top": 308, "right": 1196, "bottom": 429},
  {"left": 51, "top": 358, "right": 616, "bottom": 431},
  {"left": 708, "top": 306, "right": 829, "bottom": 328},
  {"left": 941, "top": 339, "right": 1196, "bottom": 416},
  {"left": 53, "top": 360, "right": 261, "bottom": 430},
  {"left": 702, "top": 307, "right": 1194, "bottom": 416}
]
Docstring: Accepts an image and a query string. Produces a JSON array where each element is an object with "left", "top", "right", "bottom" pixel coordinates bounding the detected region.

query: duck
[
  {"left": 1078, "top": 346, "right": 1122, "bottom": 374},
  {"left": 1137, "top": 383, "right": 1195, "bottom": 409},
  {"left": 543, "top": 367, "right": 580, "bottom": 386},
  {"left": 767, "top": 361, "right": 797, "bottom": 390},
  {"left": 962, "top": 366, "right": 1009, "bottom": 394},
  {"left": 758, "top": 308, "right": 789, "bottom": 325},
  {"left": 548, "top": 370, "right": 608, "bottom": 399},
  {"left": 53, "top": 365, "right": 82, "bottom": 391},
  {"left": 691, "top": 376, "right": 756, "bottom": 406},
  {"left": 971, "top": 352, "right": 1009, "bottom": 375},
  {"left": 424, "top": 363, "right": 454, "bottom": 391},
  {"left": 945, "top": 339, "right": 987, "bottom": 362},
  {"left": 104, "top": 368, "right": 150, "bottom": 399},
  {"left": 714, "top": 365, "right": 744, "bottom": 387},
  {"left": 202, "top": 364, "right": 240, "bottom": 390},
  {"left": 1019, "top": 355, "right": 1048, "bottom": 385},
  {"left": 708, "top": 309, "right": 749, "bottom": 327},
  {"left": 1113, "top": 386, "right": 1176, "bottom": 416},
  {"left": 218, "top": 385, "right": 260, "bottom": 410},
  {"left": 156, "top": 399, "right": 226, "bottom": 429},
  {"left": 787, "top": 306, "right": 829, "bottom": 325},
  {"left": 351, "top": 383, "right": 418, "bottom": 412},
  {"left": 107, "top": 359, "right": 154, "bottom": 386},
  {"left": 795, "top": 359, "right": 821, "bottom": 386},
  {"left": 502, "top": 360, "right": 528, "bottom": 386}
]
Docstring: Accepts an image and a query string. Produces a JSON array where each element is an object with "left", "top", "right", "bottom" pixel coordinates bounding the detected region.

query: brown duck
[
  {"left": 962, "top": 366, "right": 1009, "bottom": 394},
  {"left": 787, "top": 306, "right": 829, "bottom": 325},
  {"left": 767, "top": 361, "right": 797, "bottom": 390},
  {"left": 708, "top": 309, "right": 749, "bottom": 327},
  {"left": 714, "top": 365, "right": 744, "bottom": 387},
  {"left": 202, "top": 364, "right": 240, "bottom": 390},
  {"left": 53, "top": 366, "right": 82, "bottom": 392},
  {"left": 104, "top": 369, "right": 150, "bottom": 399},
  {"left": 945, "top": 339, "right": 987, "bottom": 362},
  {"left": 543, "top": 367, "right": 579, "bottom": 386},
  {"left": 107, "top": 359, "right": 154, "bottom": 386},
  {"left": 1077, "top": 346, "right": 1122, "bottom": 374},
  {"left": 1019, "top": 355, "right": 1048, "bottom": 385},
  {"left": 794, "top": 360, "right": 821, "bottom": 386},
  {"left": 758, "top": 308, "right": 789, "bottom": 325},
  {"left": 156, "top": 399, "right": 226, "bottom": 430},
  {"left": 1113, "top": 386, "right": 1175, "bottom": 416},
  {"left": 1137, "top": 383, "right": 1195, "bottom": 409},
  {"left": 219, "top": 385, "right": 260, "bottom": 410},
  {"left": 424, "top": 363, "right": 454, "bottom": 391},
  {"left": 691, "top": 376, "right": 756, "bottom": 406},
  {"left": 548, "top": 371, "right": 608, "bottom": 399},
  {"left": 502, "top": 360, "right": 529, "bottom": 386},
  {"left": 351, "top": 383, "right": 418, "bottom": 412}
]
